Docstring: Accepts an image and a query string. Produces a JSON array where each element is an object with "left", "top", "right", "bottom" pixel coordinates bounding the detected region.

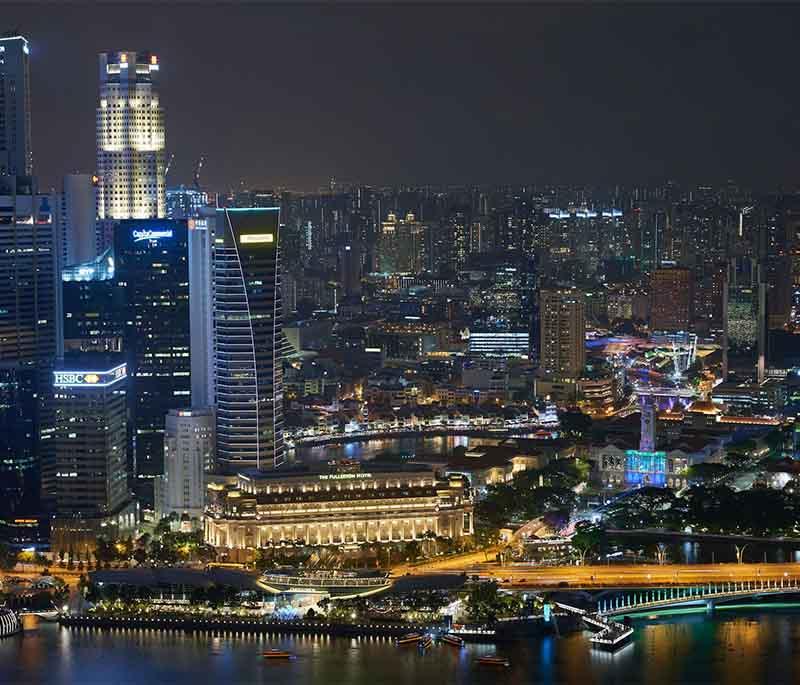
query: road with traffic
[{"left": 465, "top": 562, "right": 800, "bottom": 589}]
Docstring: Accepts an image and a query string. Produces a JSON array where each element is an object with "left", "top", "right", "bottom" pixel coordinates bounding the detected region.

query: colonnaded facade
[{"left": 204, "top": 464, "right": 473, "bottom": 549}]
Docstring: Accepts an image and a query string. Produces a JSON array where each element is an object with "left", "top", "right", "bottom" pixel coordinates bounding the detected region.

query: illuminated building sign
[
  {"left": 132, "top": 228, "right": 174, "bottom": 243},
  {"left": 53, "top": 364, "right": 127, "bottom": 388},
  {"left": 240, "top": 233, "right": 275, "bottom": 244},
  {"left": 318, "top": 473, "right": 372, "bottom": 481}
]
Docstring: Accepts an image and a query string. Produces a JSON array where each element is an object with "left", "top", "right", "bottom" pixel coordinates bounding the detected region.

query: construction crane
[
  {"left": 193, "top": 155, "right": 205, "bottom": 189},
  {"left": 164, "top": 152, "right": 175, "bottom": 180}
]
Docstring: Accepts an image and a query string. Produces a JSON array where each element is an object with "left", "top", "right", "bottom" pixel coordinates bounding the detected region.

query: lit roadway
[{"left": 396, "top": 560, "right": 800, "bottom": 590}]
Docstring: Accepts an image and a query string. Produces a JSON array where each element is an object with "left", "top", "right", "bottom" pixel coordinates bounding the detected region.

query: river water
[
  {"left": 292, "top": 435, "right": 481, "bottom": 463},
  {"left": 3, "top": 610, "right": 800, "bottom": 684}
]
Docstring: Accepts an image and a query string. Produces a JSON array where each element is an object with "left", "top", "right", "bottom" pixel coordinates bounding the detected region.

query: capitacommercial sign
[
  {"left": 53, "top": 364, "right": 127, "bottom": 388},
  {"left": 132, "top": 228, "right": 174, "bottom": 243}
]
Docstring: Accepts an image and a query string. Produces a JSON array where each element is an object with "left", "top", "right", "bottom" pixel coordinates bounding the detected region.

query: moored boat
[
  {"left": 476, "top": 655, "right": 510, "bottom": 667},
  {"left": 262, "top": 649, "right": 294, "bottom": 659},
  {"left": 396, "top": 632, "right": 423, "bottom": 645},
  {"left": 440, "top": 634, "right": 464, "bottom": 648},
  {"left": 418, "top": 635, "right": 433, "bottom": 650}
]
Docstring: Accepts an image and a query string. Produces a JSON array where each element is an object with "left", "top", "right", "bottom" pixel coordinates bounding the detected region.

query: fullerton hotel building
[{"left": 204, "top": 462, "right": 474, "bottom": 550}]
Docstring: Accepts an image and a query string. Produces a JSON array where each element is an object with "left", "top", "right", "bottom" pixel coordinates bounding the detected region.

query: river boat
[
  {"left": 396, "top": 632, "right": 423, "bottom": 645},
  {"left": 262, "top": 649, "right": 294, "bottom": 660},
  {"left": 440, "top": 634, "right": 464, "bottom": 648},
  {"left": 476, "top": 655, "right": 510, "bottom": 667}
]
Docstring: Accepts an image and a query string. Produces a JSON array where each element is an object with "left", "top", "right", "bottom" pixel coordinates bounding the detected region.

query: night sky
[{"left": 9, "top": 2, "right": 800, "bottom": 191}]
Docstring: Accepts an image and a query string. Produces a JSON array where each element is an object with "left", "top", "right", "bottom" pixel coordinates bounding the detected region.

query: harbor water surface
[{"left": 3, "top": 610, "right": 800, "bottom": 683}]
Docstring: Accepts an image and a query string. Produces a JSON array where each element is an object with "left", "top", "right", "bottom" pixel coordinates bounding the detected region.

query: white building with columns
[{"left": 205, "top": 464, "right": 473, "bottom": 550}]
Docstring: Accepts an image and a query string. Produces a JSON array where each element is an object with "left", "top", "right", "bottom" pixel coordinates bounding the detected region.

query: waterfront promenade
[{"left": 60, "top": 614, "right": 445, "bottom": 639}]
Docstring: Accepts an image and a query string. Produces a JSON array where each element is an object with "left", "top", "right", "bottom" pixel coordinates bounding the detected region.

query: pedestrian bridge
[{"left": 597, "top": 576, "right": 800, "bottom": 617}]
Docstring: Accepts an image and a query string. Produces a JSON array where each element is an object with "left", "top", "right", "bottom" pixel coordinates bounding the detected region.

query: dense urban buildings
[{"left": 3, "top": 17, "right": 800, "bottom": 678}]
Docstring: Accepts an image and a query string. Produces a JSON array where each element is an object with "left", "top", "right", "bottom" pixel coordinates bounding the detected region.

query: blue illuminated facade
[{"left": 624, "top": 449, "right": 667, "bottom": 487}]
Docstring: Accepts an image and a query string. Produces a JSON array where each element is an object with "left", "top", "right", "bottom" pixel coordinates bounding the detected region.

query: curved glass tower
[{"left": 214, "top": 207, "right": 284, "bottom": 471}]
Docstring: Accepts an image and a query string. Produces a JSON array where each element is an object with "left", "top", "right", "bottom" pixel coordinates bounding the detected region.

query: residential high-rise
[
  {"left": 378, "top": 212, "right": 424, "bottom": 274},
  {"left": 214, "top": 207, "right": 285, "bottom": 471},
  {"left": 0, "top": 175, "right": 57, "bottom": 515},
  {"left": 155, "top": 408, "right": 215, "bottom": 521},
  {"left": 48, "top": 357, "right": 136, "bottom": 556},
  {"left": 0, "top": 36, "right": 32, "bottom": 176},
  {"left": 114, "top": 219, "right": 190, "bottom": 495},
  {"left": 650, "top": 266, "right": 691, "bottom": 332},
  {"left": 539, "top": 287, "right": 586, "bottom": 381},
  {"left": 96, "top": 51, "right": 165, "bottom": 221}
]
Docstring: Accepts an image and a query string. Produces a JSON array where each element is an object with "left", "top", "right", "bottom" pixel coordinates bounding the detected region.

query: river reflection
[
  {"left": 292, "top": 435, "right": 495, "bottom": 464},
  {"left": 3, "top": 612, "right": 800, "bottom": 684}
]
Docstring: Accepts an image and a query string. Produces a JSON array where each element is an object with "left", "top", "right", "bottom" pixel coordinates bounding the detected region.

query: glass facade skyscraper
[
  {"left": 0, "top": 36, "right": 33, "bottom": 177},
  {"left": 214, "top": 207, "right": 285, "bottom": 471},
  {"left": 114, "top": 219, "right": 190, "bottom": 492},
  {"left": 0, "top": 176, "right": 57, "bottom": 516}
]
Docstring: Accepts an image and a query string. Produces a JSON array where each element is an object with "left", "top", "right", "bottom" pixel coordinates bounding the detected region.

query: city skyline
[
  {"left": 3, "top": 5, "right": 800, "bottom": 682},
  {"left": 6, "top": 3, "right": 800, "bottom": 191}
]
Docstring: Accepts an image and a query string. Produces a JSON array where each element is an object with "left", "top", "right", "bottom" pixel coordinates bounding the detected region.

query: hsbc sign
[{"left": 53, "top": 364, "right": 127, "bottom": 388}]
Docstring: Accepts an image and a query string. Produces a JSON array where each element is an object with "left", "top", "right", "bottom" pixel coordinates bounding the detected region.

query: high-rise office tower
[
  {"left": 0, "top": 175, "right": 57, "bottom": 515},
  {"left": 155, "top": 408, "right": 215, "bottom": 521},
  {"left": 0, "top": 36, "right": 32, "bottom": 176},
  {"left": 167, "top": 186, "right": 209, "bottom": 220},
  {"left": 725, "top": 257, "right": 759, "bottom": 351},
  {"left": 539, "top": 287, "right": 586, "bottom": 381},
  {"left": 214, "top": 207, "right": 285, "bottom": 471},
  {"left": 189, "top": 210, "right": 215, "bottom": 409},
  {"left": 55, "top": 173, "right": 97, "bottom": 267},
  {"left": 650, "top": 267, "right": 691, "bottom": 332},
  {"left": 96, "top": 51, "right": 165, "bottom": 221},
  {"left": 48, "top": 357, "right": 136, "bottom": 555},
  {"left": 114, "top": 219, "right": 190, "bottom": 495}
]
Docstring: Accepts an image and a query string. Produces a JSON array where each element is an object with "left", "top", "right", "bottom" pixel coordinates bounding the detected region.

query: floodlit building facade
[
  {"left": 205, "top": 464, "right": 473, "bottom": 550},
  {"left": 96, "top": 50, "right": 165, "bottom": 220}
]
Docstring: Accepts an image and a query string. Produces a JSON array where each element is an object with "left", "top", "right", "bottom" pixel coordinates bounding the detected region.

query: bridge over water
[{"left": 597, "top": 576, "right": 800, "bottom": 616}]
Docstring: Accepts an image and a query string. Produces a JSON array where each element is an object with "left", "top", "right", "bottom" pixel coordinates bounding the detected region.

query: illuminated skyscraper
[
  {"left": 49, "top": 357, "right": 136, "bottom": 556},
  {"left": 96, "top": 51, "right": 165, "bottom": 220},
  {"left": 0, "top": 176, "right": 57, "bottom": 515},
  {"left": 0, "top": 35, "right": 32, "bottom": 176},
  {"left": 214, "top": 207, "right": 285, "bottom": 471},
  {"left": 114, "top": 219, "right": 190, "bottom": 494}
]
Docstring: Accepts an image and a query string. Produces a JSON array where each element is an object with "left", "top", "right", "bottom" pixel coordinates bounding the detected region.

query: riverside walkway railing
[{"left": 598, "top": 576, "right": 800, "bottom": 616}]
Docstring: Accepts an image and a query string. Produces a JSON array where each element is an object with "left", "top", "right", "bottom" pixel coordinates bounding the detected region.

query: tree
[
  {"left": 133, "top": 548, "right": 148, "bottom": 567},
  {"left": 0, "top": 542, "right": 18, "bottom": 571},
  {"left": 465, "top": 581, "right": 521, "bottom": 624},
  {"left": 558, "top": 410, "right": 592, "bottom": 437},
  {"left": 571, "top": 522, "right": 607, "bottom": 565}
]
